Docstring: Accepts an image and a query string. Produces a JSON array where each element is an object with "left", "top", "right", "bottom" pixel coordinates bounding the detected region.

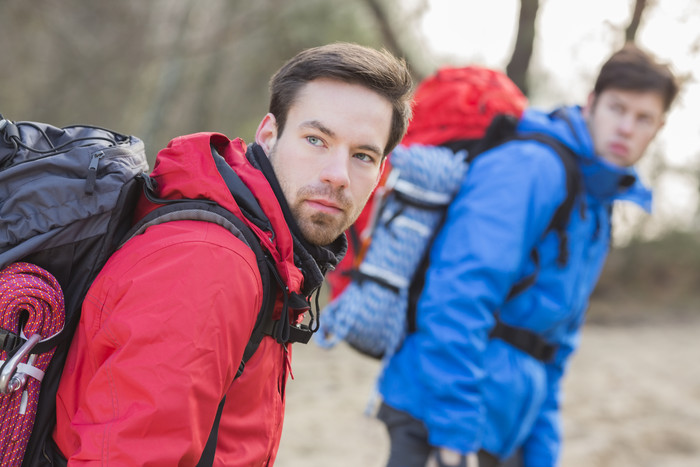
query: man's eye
[
  {"left": 637, "top": 114, "right": 654, "bottom": 126},
  {"left": 306, "top": 136, "right": 323, "bottom": 146},
  {"left": 354, "top": 153, "right": 376, "bottom": 164},
  {"left": 610, "top": 102, "right": 625, "bottom": 114}
]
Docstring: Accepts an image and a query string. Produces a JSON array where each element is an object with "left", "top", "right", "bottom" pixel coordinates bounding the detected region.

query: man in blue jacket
[{"left": 377, "top": 44, "right": 679, "bottom": 467}]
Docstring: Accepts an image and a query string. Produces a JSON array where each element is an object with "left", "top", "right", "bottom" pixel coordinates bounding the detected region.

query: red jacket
[{"left": 54, "top": 133, "right": 306, "bottom": 466}]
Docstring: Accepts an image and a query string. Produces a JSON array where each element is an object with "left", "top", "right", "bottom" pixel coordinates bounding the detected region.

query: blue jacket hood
[{"left": 517, "top": 106, "right": 652, "bottom": 212}]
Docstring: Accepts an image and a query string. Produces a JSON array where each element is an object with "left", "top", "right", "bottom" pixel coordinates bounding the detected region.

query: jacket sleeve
[
  {"left": 60, "top": 221, "right": 262, "bottom": 465},
  {"left": 416, "top": 141, "right": 568, "bottom": 453}
]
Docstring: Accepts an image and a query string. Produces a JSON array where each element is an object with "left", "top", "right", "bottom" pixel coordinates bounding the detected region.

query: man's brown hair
[
  {"left": 594, "top": 43, "right": 679, "bottom": 111},
  {"left": 268, "top": 42, "right": 413, "bottom": 156}
]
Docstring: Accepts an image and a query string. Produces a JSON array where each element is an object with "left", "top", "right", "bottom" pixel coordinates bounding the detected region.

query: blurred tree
[
  {"left": 0, "top": 1, "right": 151, "bottom": 127},
  {"left": 130, "top": 0, "right": 396, "bottom": 160},
  {"left": 506, "top": 0, "right": 539, "bottom": 96},
  {"left": 138, "top": 0, "right": 197, "bottom": 148},
  {"left": 0, "top": 0, "right": 398, "bottom": 165}
]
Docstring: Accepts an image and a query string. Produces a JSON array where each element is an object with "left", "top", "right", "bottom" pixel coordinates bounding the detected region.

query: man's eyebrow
[
  {"left": 357, "top": 143, "right": 383, "bottom": 158},
  {"left": 300, "top": 120, "right": 335, "bottom": 138}
]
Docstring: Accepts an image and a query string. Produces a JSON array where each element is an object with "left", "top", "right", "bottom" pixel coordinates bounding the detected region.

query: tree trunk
[
  {"left": 506, "top": 0, "right": 539, "bottom": 96},
  {"left": 625, "top": 0, "right": 648, "bottom": 43},
  {"left": 362, "top": 0, "right": 423, "bottom": 80}
]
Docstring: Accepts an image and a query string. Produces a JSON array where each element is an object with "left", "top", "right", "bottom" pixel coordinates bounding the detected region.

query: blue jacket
[{"left": 378, "top": 106, "right": 651, "bottom": 466}]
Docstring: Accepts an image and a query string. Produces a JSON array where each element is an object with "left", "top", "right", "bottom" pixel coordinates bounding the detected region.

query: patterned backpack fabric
[
  {"left": 317, "top": 144, "right": 467, "bottom": 358},
  {"left": 317, "top": 66, "right": 529, "bottom": 362}
]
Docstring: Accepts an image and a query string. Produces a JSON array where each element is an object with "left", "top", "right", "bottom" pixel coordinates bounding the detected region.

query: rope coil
[{"left": 0, "top": 262, "right": 64, "bottom": 467}]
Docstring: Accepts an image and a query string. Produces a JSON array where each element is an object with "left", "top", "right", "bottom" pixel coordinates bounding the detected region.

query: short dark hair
[
  {"left": 268, "top": 42, "right": 413, "bottom": 156},
  {"left": 594, "top": 43, "right": 679, "bottom": 111}
]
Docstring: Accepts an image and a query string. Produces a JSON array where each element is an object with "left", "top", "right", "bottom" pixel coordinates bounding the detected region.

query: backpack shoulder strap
[
  {"left": 512, "top": 132, "right": 582, "bottom": 266},
  {"left": 121, "top": 192, "right": 278, "bottom": 380},
  {"left": 503, "top": 133, "right": 581, "bottom": 301}
]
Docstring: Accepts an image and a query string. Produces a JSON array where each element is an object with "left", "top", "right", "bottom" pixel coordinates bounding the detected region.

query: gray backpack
[{"left": 0, "top": 115, "right": 149, "bottom": 465}]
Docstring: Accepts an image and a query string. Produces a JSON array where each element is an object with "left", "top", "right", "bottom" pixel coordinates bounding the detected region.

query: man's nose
[
  {"left": 618, "top": 113, "right": 635, "bottom": 135},
  {"left": 319, "top": 149, "right": 350, "bottom": 188}
]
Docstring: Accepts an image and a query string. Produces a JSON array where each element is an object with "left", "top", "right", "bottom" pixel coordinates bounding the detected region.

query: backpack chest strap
[{"left": 489, "top": 318, "right": 558, "bottom": 363}]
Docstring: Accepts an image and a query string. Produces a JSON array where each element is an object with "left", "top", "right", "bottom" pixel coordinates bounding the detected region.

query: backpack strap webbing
[
  {"left": 485, "top": 132, "right": 580, "bottom": 363},
  {"left": 516, "top": 132, "right": 583, "bottom": 267},
  {"left": 123, "top": 194, "right": 285, "bottom": 379},
  {"left": 453, "top": 114, "right": 583, "bottom": 277},
  {"left": 489, "top": 318, "right": 557, "bottom": 363},
  {"left": 196, "top": 395, "right": 226, "bottom": 467},
  {"left": 504, "top": 249, "right": 539, "bottom": 301},
  {"left": 491, "top": 130, "right": 582, "bottom": 300}
]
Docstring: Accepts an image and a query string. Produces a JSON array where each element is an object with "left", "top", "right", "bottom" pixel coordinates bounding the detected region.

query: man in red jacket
[{"left": 53, "top": 43, "right": 413, "bottom": 465}]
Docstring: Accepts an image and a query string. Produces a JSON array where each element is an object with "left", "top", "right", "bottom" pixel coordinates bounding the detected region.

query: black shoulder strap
[
  {"left": 123, "top": 184, "right": 280, "bottom": 380},
  {"left": 500, "top": 131, "right": 582, "bottom": 304},
  {"left": 466, "top": 114, "right": 583, "bottom": 259},
  {"left": 489, "top": 317, "right": 558, "bottom": 363},
  {"left": 459, "top": 116, "right": 577, "bottom": 300},
  {"left": 196, "top": 396, "right": 226, "bottom": 467},
  {"left": 401, "top": 118, "right": 581, "bottom": 366},
  {"left": 519, "top": 132, "right": 582, "bottom": 265}
]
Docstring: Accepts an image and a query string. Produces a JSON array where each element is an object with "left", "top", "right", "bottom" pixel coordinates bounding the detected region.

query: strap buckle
[{"left": 263, "top": 320, "right": 314, "bottom": 344}]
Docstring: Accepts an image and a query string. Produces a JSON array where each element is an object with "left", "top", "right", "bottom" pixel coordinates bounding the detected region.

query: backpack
[
  {"left": 317, "top": 66, "right": 581, "bottom": 364},
  {"left": 0, "top": 115, "right": 306, "bottom": 466}
]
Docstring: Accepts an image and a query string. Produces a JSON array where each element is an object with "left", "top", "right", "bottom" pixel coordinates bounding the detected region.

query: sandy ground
[{"left": 276, "top": 319, "right": 700, "bottom": 467}]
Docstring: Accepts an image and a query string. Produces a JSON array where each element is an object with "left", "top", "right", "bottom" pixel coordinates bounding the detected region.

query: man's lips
[
  {"left": 609, "top": 142, "right": 629, "bottom": 157},
  {"left": 305, "top": 198, "right": 344, "bottom": 214}
]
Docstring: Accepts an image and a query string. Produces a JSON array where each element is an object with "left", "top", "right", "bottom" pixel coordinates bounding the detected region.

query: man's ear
[
  {"left": 657, "top": 117, "right": 666, "bottom": 131},
  {"left": 255, "top": 113, "right": 278, "bottom": 155}
]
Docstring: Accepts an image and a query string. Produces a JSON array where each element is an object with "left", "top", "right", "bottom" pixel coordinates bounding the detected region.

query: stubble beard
[
  {"left": 268, "top": 144, "right": 372, "bottom": 246},
  {"left": 291, "top": 188, "right": 355, "bottom": 246}
]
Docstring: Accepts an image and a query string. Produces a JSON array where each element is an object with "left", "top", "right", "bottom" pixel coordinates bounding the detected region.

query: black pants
[{"left": 377, "top": 403, "right": 522, "bottom": 467}]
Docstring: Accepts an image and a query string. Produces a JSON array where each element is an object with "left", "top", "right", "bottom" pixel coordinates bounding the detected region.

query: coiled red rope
[{"left": 0, "top": 262, "right": 64, "bottom": 467}]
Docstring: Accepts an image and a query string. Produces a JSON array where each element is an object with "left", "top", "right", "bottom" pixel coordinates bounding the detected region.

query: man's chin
[
  {"left": 298, "top": 221, "right": 345, "bottom": 246},
  {"left": 601, "top": 152, "right": 634, "bottom": 168}
]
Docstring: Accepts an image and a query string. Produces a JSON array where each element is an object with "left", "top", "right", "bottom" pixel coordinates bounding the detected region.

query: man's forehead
[
  {"left": 597, "top": 88, "right": 666, "bottom": 113},
  {"left": 288, "top": 81, "right": 391, "bottom": 153},
  {"left": 600, "top": 87, "right": 665, "bottom": 103}
]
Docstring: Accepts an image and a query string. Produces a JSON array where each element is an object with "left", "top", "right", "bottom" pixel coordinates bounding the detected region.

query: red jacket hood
[{"left": 136, "top": 132, "right": 303, "bottom": 292}]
